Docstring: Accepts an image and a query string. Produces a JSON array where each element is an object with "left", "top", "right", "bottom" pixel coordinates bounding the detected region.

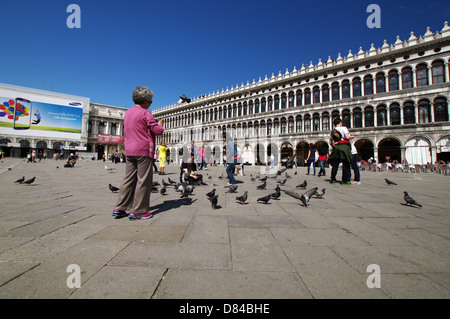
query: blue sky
[{"left": 1, "top": 0, "right": 449, "bottom": 111}]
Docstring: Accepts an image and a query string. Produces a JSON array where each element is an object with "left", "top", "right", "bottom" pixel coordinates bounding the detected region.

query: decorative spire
[
  {"left": 441, "top": 21, "right": 450, "bottom": 37},
  {"left": 423, "top": 26, "right": 434, "bottom": 41},
  {"left": 408, "top": 31, "right": 418, "bottom": 45}
]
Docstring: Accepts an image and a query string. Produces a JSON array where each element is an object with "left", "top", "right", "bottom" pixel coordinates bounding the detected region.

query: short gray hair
[{"left": 132, "top": 86, "right": 154, "bottom": 105}]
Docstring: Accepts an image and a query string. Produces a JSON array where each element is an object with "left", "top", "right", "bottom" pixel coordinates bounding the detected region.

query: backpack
[
  {"left": 331, "top": 128, "right": 342, "bottom": 142},
  {"left": 179, "top": 148, "right": 183, "bottom": 156}
]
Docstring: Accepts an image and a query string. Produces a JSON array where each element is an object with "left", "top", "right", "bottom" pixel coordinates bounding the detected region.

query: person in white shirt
[{"left": 328, "top": 117, "right": 353, "bottom": 185}]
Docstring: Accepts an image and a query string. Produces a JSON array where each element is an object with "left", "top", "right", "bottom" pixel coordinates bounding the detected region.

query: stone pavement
[{"left": 0, "top": 157, "right": 449, "bottom": 299}]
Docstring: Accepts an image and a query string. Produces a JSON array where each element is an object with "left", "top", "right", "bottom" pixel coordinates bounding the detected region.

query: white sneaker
[{"left": 351, "top": 181, "right": 361, "bottom": 185}]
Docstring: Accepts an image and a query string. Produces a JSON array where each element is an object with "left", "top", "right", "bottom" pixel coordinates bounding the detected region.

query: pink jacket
[{"left": 123, "top": 105, "right": 164, "bottom": 158}]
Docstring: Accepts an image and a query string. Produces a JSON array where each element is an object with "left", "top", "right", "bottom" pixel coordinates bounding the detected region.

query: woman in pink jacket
[{"left": 112, "top": 86, "right": 164, "bottom": 220}]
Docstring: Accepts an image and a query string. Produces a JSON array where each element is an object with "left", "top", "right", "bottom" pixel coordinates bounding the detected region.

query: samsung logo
[{"left": 69, "top": 102, "right": 82, "bottom": 106}]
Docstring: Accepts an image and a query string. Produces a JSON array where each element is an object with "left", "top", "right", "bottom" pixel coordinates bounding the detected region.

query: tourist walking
[
  {"left": 305, "top": 143, "right": 317, "bottom": 176},
  {"left": 157, "top": 140, "right": 168, "bottom": 175}
]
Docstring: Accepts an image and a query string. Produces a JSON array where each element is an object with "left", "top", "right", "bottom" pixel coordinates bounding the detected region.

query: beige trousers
[{"left": 115, "top": 156, "right": 154, "bottom": 214}]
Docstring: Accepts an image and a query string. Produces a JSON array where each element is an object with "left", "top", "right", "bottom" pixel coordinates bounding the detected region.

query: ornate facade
[
  {"left": 152, "top": 22, "right": 450, "bottom": 166},
  {"left": 87, "top": 103, "right": 126, "bottom": 159}
]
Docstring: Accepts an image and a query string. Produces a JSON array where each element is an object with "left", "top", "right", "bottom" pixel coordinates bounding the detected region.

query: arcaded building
[{"left": 152, "top": 22, "right": 450, "bottom": 166}]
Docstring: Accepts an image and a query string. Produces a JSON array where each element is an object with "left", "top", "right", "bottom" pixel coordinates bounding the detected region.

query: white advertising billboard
[{"left": 0, "top": 84, "right": 89, "bottom": 140}]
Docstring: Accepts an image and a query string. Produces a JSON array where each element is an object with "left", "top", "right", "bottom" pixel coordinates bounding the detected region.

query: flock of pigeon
[
  {"left": 106, "top": 167, "right": 332, "bottom": 210},
  {"left": 11, "top": 163, "right": 422, "bottom": 210},
  {"left": 107, "top": 169, "right": 423, "bottom": 211},
  {"left": 14, "top": 176, "right": 36, "bottom": 185}
]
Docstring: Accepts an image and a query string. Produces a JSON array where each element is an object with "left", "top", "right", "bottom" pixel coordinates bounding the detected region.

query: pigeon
[
  {"left": 15, "top": 176, "right": 25, "bottom": 184},
  {"left": 160, "top": 185, "right": 167, "bottom": 195},
  {"left": 385, "top": 178, "right": 397, "bottom": 186},
  {"left": 277, "top": 178, "right": 287, "bottom": 186},
  {"left": 168, "top": 177, "right": 176, "bottom": 185},
  {"left": 296, "top": 180, "right": 307, "bottom": 189},
  {"left": 314, "top": 188, "right": 326, "bottom": 199},
  {"left": 236, "top": 191, "right": 248, "bottom": 205},
  {"left": 109, "top": 184, "right": 120, "bottom": 193},
  {"left": 206, "top": 188, "right": 216, "bottom": 198},
  {"left": 162, "top": 179, "right": 170, "bottom": 187},
  {"left": 256, "top": 181, "right": 266, "bottom": 190},
  {"left": 285, "top": 172, "right": 291, "bottom": 179},
  {"left": 105, "top": 165, "right": 115, "bottom": 172},
  {"left": 226, "top": 184, "right": 238, "bottom": 193},
  {"left": 179, "top": 184, "right": 189, "bottom": 198},
  {"left": 259, "top": 176, "right": 268, "bottom": 182},
  {"left": 23, "top": 177, "right": 36, "bottom": 185},
  {"left": 403, "top": 191, "right": 422, "bottom": 208},
  {"left": 294, "top": 171, "right": 297, "bottom": 175},
  {"left": 257, "top": 194, "right": 271, "bottom": 204},
  {"left": 271, "top": 187, "right": 281, "bottom": 200},
  {"left": 283, "top": 187, "right": 318, "bottom": 207},
  {"left": 209, "top": 194, "right": 218, "bottom": 210},
  {"left": 218, "top": 174, "right": 224, "bottom": 179}
]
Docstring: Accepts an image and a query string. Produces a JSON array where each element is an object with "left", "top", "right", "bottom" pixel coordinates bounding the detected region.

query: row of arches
[
  {"left": 162, "top": 135, "right": 450, "bottom": 166},
  {"left": 159, "top": 96, "right": 449, "bottom": 144},
  {"left": 161, "top": 59, "right": 449, "bottom": 128}
]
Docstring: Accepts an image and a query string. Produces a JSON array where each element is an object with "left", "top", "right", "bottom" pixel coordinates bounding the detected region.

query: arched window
[
  {"left": 249, "top": 101, "right": 253, "bottom": 115},
  {"left": 288, "top": 117, "right": 294, "bottom": 133},
  {"left": 268, "top": 97, "right": 273, "bottom": 111},
  {"left": 273, "top": 120, "right": 279, "bottom": 134},
  {"left": 416, "top": 64, "right": 429, "bottom": 87},
  {"left": 304, "top": 89, "right": 311, "bottom": 105},
  {"left": 364, "top": 75, "right": 373, "bottom": 95},
  {"left": 377, "top": 105, "right": 387, "bottom": 126},
  {"left": 110, "top": 123, "right": 117, "bottom": 135},
  {"left": 364, "top": 106, "right": 374, "bottom": 127},
  {"left": 267, "top": 121, "right": 272, "bottom": 136},
  {"left": 390, "top": 103, "right": 401, "bottom": 125},
  {"left": 322, "top": 112, "right": 330, "bottom": 131},
  {"left": 281, "top": 94, "right": 287, "bottom": 109},
  {"left": 274, "top": 95, "right": 280, "bottom": 110},
  {"left": 376, "top": 72, "right": 386, "bottom": 93},
  {"left": 342, "top": 109, "right": 351, "bottom": 128},
  {"left": 434, "top": 97, "right": 449, "bottom": 122},
  {"left": 418, "top": 99, "right": 431, "bottom": 123},
  {"left": 402, "top": 67, "right": 413, "bottom": 89},
  {"left": 289, "top": 92, "right": 295, "bottom": 108},
  {"left": 313, "top": 113, "right": 320, "bottom": 131},
  {"left": 313, "top": 86, "right": 320, "bottom": 104},
  {"left": 98, "top": 122, "right": 105, "bottom": 134},
  {"left": 403, "top": 101, "right": 415, "bottom": 124},
  {"left": 322, "top": 84, "right": 330, "bottom": 102},
  {"left": 342, "top": 80, "right": 350, "bottom": 99},
  {"left": 304, "top": 114, "right": 311, "bottom": 132},
  {"left": 261, "top": 98, "right": 266, "bottom": 113},
  {"left": 296, "top": 115, "right": 302, "bottom": 133},
  {"left": 296, "top": 90, "right": 303, "bottom": 106},
  {"left": 242, "top": 103, "right": 247, "bottom": 116},
  {"left": 353, "top": 108, "right": 362, "bottom": 128},
  {"left": 352, "top": 77, "right": 361, "bottom": 97},
  {"left": 255, "top": 100, "right": 260, "bottom": 114},
  {"left": 232, "top": 105, "right": 237, "bottom": 117},
  {"left": 388, "top": 70, "right": 399, "bottom": 91},
  {"left": 332, "top": 82, "right": 340, "bottom": 100},
  {"left": 432, "top": 60, "right": 445, "bottom": 84},
  {"left": 238, "top": 104, "right": 242, "bottom": 117},
  {"left": 281, "top": 118, "right": 287, "bottom": 134},
  {"left": 331, "top": 110, "right": 340, "bottom": 125}
]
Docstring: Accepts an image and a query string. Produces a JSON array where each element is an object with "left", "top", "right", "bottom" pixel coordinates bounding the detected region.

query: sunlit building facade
[{"left": 152, "top": 22, "right": 450, "bottom": 166}]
